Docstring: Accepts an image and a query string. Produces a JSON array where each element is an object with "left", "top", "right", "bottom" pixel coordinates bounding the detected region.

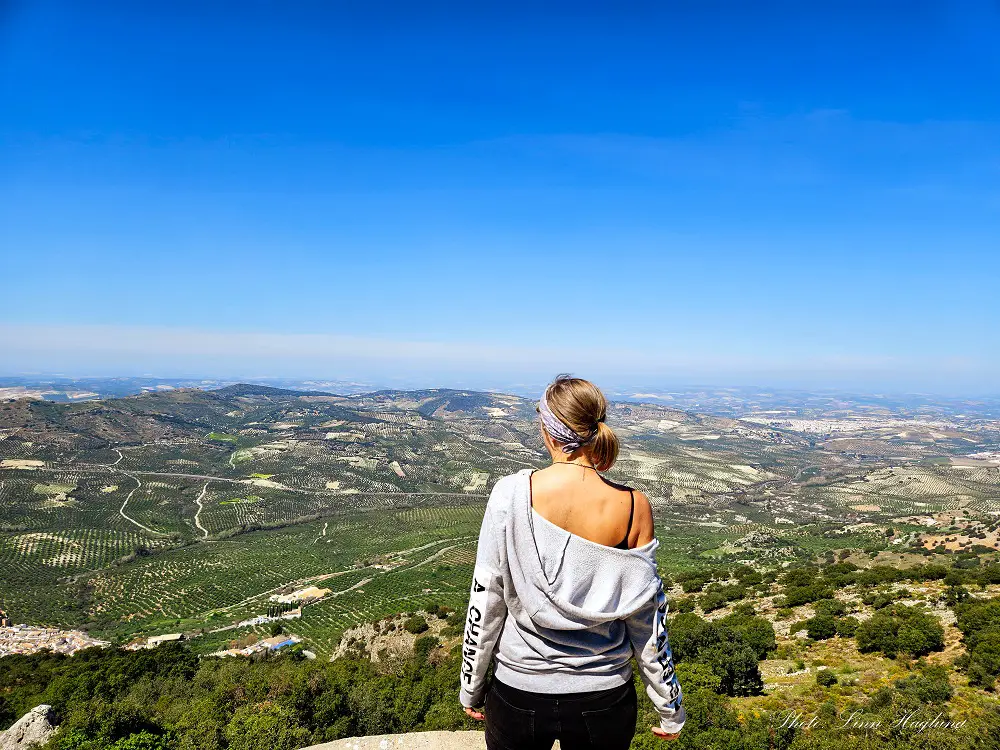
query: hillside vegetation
[
  {"left": 2, "top": 385, "right": 1000, "bottom": 748},
  {"left": 4, "top": 577, "right": 1000, "bottom": 750}
]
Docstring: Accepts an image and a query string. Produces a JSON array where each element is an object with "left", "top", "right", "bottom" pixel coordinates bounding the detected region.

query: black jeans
[{"left": 484, "top": 678, "right": 638, "bottom": 750}]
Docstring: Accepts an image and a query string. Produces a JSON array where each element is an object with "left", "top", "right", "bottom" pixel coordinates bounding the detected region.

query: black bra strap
[{"left": 617, "top": 490, "right": 635, "bottom": 548}]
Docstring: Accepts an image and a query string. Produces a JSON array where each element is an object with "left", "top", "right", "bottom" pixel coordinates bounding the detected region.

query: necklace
[{"left": 552, "top": 461, "right": 599, "bottom": 472}]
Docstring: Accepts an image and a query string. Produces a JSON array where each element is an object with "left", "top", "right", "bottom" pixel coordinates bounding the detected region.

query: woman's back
[{"left": 529, "top": 464, "right": 654, "bottom": 550}]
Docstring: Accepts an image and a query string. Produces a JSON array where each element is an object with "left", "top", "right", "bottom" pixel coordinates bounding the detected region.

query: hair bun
[{"left": 542, "top": 375, "right": 619, "bottom": 471}]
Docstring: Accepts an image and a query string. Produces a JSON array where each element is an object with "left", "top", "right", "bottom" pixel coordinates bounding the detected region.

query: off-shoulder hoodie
[{"left": 459, "top": 469, "right": 685, "bottom": 735}]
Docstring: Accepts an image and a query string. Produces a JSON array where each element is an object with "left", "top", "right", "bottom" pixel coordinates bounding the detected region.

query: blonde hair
[{"left": 544, "top": 374, "right": 620, "bottom": 471}]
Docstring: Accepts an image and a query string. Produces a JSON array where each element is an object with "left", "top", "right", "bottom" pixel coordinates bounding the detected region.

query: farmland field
[{"left": 2, "top": 383, "right": 999, "bottom": 655}]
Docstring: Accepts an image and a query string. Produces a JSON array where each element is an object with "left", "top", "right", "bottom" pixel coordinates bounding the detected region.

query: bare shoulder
[{"left": 632, "top": 490, "right": 655, "bottom": 546}]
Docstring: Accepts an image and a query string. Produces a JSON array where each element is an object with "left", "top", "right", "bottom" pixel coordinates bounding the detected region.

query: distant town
[
  {"left": 0, "top": 586, "right": 335, "bottom": 660},
  {"left": 0, "top": 609, "right": 110, "bottom": 657}
]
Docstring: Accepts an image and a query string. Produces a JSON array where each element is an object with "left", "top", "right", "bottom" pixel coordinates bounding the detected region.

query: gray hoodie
[{"left": 459, "top": 469, "right": 685, "bottom": 734}]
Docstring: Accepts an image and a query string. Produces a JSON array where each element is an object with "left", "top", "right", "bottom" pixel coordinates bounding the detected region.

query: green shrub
[
  {"left": 856, "top": 606, "right": 943, "bottom": 658},
  {"left": 225, "top": 703, "right": 310, "bottom": 750},
  {"left": 856, "top": 612, "right": 901, "bottom": 657},
  {"left": 813, "top": 598, "right": 847, "bottom": 617},
  {"left": 678, "top": 572, "right": 711, "bottom": 593},
  {"left": 403, "top": 615, "right": 429, "bottom": 634},
  {"left": 673, "top": 597, "right": 696, "bottom": 614},
  {"left": 666, "top": 611, "right": 773, "bottom": 697},
  {"left": 701, "top": 643, "right": 763, "bottom": 696},
  {"left": 413, "top": 635, "right": 440, "bottom": 664},
  {"left": 674, "top": 661, "right": 723, "bottom": 694},
  {"left": 806, "top": 614, "right": 837, "bottom": 640},
  {"left": 0, "top": 634, "right": 478, "bottom": 748},
  {"left": 821, "top": 562, "right": 859, "bottom": 587},
  {"left": 719, "top": 610, "right": 776, "bottom": 660},
  {"left": 966, "top": 634, "right": 1000, "bottom": 689},
  {"left": 894, "top": 665, "right": 953, "bottom": 703},
  {"left": 835, "top": 616, "right": 859, "bottom": 638},
  {"left": 869, "top": 591, "right": 899, "bottom": 609},
  {"left": 945, "top": 585, "right": 971, "bottom": 606},
  {"left": 783, "top": 584, "right": 832, "bottom": 606},
  {"left": 782, "top": 567, "right": 819, "bottom": 587},
  {"left": 733, "top": 566, "right": 763, "bottom": 586},
  {"left": 700, "top": 591, "right": 727, "bottom": 613},
  {"left": 897, "top": 614, "right": 945, "bottom": 656},
  {"left": 816, "top": 669, "right": 838, "bottom": 687},
  {"left": 954, "top": 597, "right": 1000, "bottom": 688}
]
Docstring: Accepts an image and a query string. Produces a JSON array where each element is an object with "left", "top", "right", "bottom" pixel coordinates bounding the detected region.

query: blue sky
[{"left": 1, "top": 1, "right": 998, "bottom": 393}]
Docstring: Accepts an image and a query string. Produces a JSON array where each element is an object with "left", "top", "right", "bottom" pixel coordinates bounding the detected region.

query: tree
[
  {"left": 955, "top": 597, "right": 1000, "bottom": 639},
  {"left": 966, "top": 633, "right": 1000, "bottom": 689},
  {"left": 702, "top": 643, "right": 763, "bottom": 696},
  {"left": 0, "top": 633, "right": 477, "bottom": 750},
  {"left": 945, "top": 584, "right": 970, "bottom": 607},
  {"left": 673, "top": 597, "right": 696, "bottom": 614},
  {"left": 107, "top": 732, "right": 172, "bottom": 750},
  {"left": 666, "top": 612, "right": 769, "bottom": 697},
  {"left": 896, "top": 614, "right": 944, "bottom": 657},
  {"left": 816, "top": 669, "right": 837, "bottom": 687},
  {"left": 677, "top": 572, "right": 711, "bottom": 593},
  {"left": 813, "top": 598, "right": 847, "bottom": 617},
  {"left": 673, "top": 661, "right": 722, "bottom": 695},
  {"left": 733, "top": 566, "right": 762, "bottom": 587},
  {"left": 782, "top": 567, "right": 819, "bottom": 588},
  {"left": 894, "top": 666, "right": 953, "bottom": 704},
  {"left": 668, "top": 613, "right": 720, "bottom": 663},
  {"left": 806, "top": 614, "right": 837, "bottom": 641},
  {"left": 718, "top": 611, "right": 776, "bottom": 660},
  {"left": 699, "top": 591, "right": 727, "bottom": 613},
  {"left": 944, "top": 569, "right": 966, "bottom": 586},
  {"left": 856, "top": 612, "right": 900, "bottom": 657},
  {"left": 783, "top": 584, "right": 832, "bottom": 607},
  {"left": 413, "top": 636, "right": 440, "bottom": 665},
  {"left": 403, "top": 616, "right": 429, "bottom": 635},
  {"left": 225, "top": 703, "right": 310, "bottom": 750},
  {"left": 0, "top": 694, "right": 13, "bottom": 731},
  {"left": 834, "top": 616, "right": 859, "bottom": 638},
  {"left": 856, "top": 606, "right": 943, "bottom": 659}
]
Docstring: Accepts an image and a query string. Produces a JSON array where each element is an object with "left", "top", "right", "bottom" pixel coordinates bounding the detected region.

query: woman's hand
[
  {"left": 652, "top": 726, "right": 680, "bottom": 740},
  {"left": 464, "top": 706, "right": 485, "bottom": 722}
]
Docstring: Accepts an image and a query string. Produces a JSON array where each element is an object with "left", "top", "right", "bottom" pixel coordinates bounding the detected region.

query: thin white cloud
[{"left": 0, "top": 323, "right": 990, "bottom": 386}]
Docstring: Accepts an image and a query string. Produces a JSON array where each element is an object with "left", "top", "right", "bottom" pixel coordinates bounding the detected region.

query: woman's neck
[{"left": 550, "top": 454, "right": 597, "bottom": 470}]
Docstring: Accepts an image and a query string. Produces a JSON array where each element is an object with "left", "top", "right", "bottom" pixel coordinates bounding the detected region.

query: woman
[{"left": 458, "top": 375, "right": 684, "bottom": 749}]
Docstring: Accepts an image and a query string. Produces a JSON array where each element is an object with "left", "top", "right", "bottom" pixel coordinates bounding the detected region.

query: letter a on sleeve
[{"left": 459, "top": 501, "right": 508, "bottom": 708}]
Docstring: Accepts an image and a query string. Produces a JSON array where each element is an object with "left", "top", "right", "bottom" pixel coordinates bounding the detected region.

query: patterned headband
[{"left": 538, "top": 386, "right": 599, "bottom": 454}]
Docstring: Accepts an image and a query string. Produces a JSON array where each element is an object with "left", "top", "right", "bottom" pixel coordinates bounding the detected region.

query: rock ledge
[
  {"left": 306, "top": 730, "right": 486, "bottom": 750},
  {"left": 0, "top": 705, "right": 58, "bottom": 750}
]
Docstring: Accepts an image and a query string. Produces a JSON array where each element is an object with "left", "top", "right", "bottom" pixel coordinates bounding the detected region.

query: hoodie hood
[{"left": 504, "top": 469, "right": 662, "bottom": 630}]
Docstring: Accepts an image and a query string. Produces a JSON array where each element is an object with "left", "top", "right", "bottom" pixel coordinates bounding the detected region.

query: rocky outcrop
[
  {"left": 306, "top": 732, "right": 562, "bottom": 749},
  {"left": 306, "top": 731, "right": 487, "bottom": 750},
  {"left": 331, "top": 611, "right": 459, "bottom": 666},
  {"left": 0, "top": 705, "right": 58, "bottom": 750}
]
